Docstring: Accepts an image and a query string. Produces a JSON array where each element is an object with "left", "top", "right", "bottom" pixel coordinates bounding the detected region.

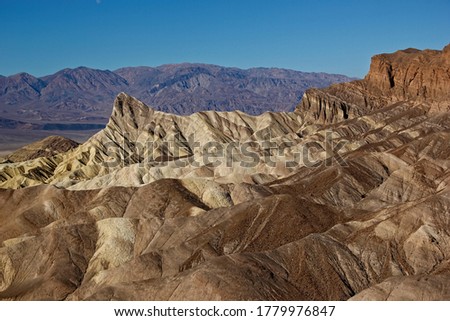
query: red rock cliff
[
  {"left": 365, "top": 44, "right": 450, "bottom": 108},
  {"left": 298, "top": 44, "right": 450, "bottom": 123}
]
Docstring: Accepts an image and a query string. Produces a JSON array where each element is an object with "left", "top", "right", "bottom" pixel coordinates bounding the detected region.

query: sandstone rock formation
[
  {"left": 3, "top": 136, "right": 79, "bottom": 163},
  {"left": 0, "top": 45, "right": 449, "bottom": 300},
  {"left": 299, "top": 44, "right": 450, "bottom": 124},
  {"left": 364, "top": 45, "right": 450, "bottom": 110}
]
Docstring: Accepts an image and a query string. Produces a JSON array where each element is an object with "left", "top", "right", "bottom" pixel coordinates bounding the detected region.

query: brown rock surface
[
  {"left": 365, "top": 45, "right": 450, "bottom": 109},
  {"left": 4, "top": 135, "right": 79, "bottom": 163},
  {"left": 298, "top": 44, "right": 450, "bottom": 123},
  {"left": 1, "top": 45, "right": 450, "bottom": 300}
]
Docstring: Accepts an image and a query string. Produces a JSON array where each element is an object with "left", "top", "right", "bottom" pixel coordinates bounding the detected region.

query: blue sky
[{"left": 0, "top": 0, "right": 449, "bottom": 77}]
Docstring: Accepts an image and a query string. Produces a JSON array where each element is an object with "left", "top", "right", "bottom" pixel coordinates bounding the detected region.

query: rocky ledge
[{"left": 298, "top": 44, "right": 450, "bottom": 123}]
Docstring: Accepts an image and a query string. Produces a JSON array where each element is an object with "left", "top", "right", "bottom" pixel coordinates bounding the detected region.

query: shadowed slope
[{"left": 1, "top": 45, "right": 450, "bottom": 300}]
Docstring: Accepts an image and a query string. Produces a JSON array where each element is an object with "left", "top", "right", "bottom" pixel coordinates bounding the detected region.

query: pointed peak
[
  {"left": 10, "top": 72, "right": 39, "bottom": 80},
  {"left": 115, "top": 92, "right": 147, "bottom": 106},
  {"left": 113, "top": 92, "right": 155, "bottom": 114},
  {"left": 105, "top": 93, "right": 158, "bottom": 135}
]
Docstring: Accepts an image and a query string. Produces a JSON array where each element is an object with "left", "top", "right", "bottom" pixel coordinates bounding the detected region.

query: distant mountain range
[{"left": 0, "top": 63, "right": 355, "bottom": 126}]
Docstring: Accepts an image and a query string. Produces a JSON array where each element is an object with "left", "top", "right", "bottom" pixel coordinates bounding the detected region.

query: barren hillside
[{"left": 0, "top": 45, "right": 449, "bottom": 300}]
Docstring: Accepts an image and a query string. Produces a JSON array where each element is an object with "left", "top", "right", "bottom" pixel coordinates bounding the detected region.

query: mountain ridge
[
  {"left": 297, "top": 44, "right": 450, "bottom": 124},
  {"left": 0, "top": 63, "right": 353, "bottom": 152},
  {"left": 0, "top": 63, "right": 355, "bottom": 123}
]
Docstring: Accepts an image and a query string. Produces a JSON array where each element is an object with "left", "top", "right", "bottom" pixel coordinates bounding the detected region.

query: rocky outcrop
[
  {"left": 365, "top": 45, "right": 450, "bottom": 110},
  {"left": 5, "top": 136, "right": 79, "bottom": 163},
  {"left": 297, "top": 88, "right": 353, "bottom": 123},
  {"left": 297, "top": 44, "right": 450, "bottom": 123}
]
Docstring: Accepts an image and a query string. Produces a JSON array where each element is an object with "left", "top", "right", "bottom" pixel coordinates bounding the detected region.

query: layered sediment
[{"left": 1, "top": 45, "right": 449, "bottom": 300}]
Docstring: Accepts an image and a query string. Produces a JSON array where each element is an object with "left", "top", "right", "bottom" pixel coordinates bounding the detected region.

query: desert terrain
[{"left": 0, "top": 45, "right": 449, "bottom": 300}]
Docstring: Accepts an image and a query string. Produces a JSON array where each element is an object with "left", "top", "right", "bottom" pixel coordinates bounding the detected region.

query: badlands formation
[{"left": 0, "top": 45, "right": 450, "bottom": 300}]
